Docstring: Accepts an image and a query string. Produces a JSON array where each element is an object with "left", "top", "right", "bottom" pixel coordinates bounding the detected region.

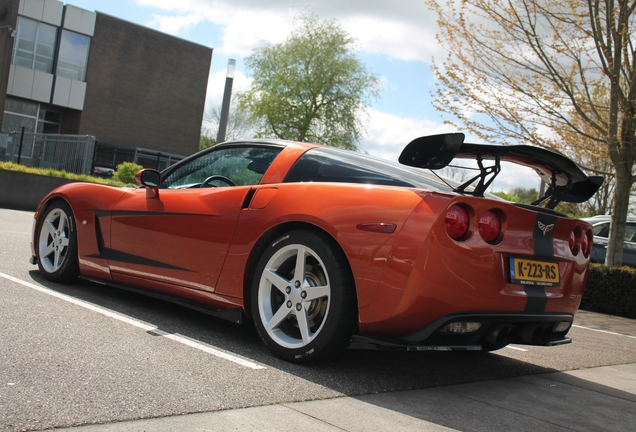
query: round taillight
[
  {"left": 478, "top": 210, "right": 501, "bottom": 243},
  {"left": 445, "top": 205, "right": 469, "bottom": 240},
  {"left": 582, "top": 229, "right": 592, "bottom": 257},
  {"left": 569, "top": 231, "right": 579, "bottom": 255}
]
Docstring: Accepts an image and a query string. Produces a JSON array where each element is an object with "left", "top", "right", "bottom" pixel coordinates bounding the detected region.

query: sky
[{"left": 63, "top": 0, "right": 538, "bottom": 192}]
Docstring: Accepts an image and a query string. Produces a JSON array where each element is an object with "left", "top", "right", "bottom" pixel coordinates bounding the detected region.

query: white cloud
[
  {"left": 135, "top": 0, "right": 443, "bottom": 61},
  {"left": 341, "top": 16, "right": 442, "bottom": 61},
  {"left": 216, "top": 10, "right": 296, "bottom": 56},
  {"left": 359, "top": 109, "right": 538, "bottom": 191},
  {"left": 148, "top": 13, "right": 202, "bottom": 34},
  {"left": 204, "top": 69, "right": 252, "bottom": 110},
  {"left": 360, "top": 109, "right": 456, "bottom": 161}
]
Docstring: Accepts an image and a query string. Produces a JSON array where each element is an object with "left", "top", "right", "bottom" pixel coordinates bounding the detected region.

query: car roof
[{"left": 582, "top": 215, "right": 636, "bottom": 224}]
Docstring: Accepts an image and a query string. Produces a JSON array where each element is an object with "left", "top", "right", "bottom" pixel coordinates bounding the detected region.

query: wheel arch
[
  {"left": 35, "top": 196, "right": 77, "bottom": 248},
  {"left": 33, "top": 196, "right": 80, "bottom": 282},
  {"left": 242, "top": 221, "right": 359, "bottom": 325}
]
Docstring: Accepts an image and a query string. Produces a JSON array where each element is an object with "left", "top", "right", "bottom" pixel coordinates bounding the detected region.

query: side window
[
  {"left": 162, "top": 146, "right": 282, "bottom": 189},
  {"left": 625, "top": 224, "right": 636, "bottom": 242},
  {"left": 593, "top": 223, "right": 610, "bottom": 238},
  {"left": 285, "top": 150, "right": 414, "bottom": 187}
]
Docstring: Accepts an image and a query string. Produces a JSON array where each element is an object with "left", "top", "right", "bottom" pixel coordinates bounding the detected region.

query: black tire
[
  {"left": 35, "top": 201, "right": 79, "bottom": 283},
  {"left": 250, "top": 230, "right": 357, "bottom": 363}
]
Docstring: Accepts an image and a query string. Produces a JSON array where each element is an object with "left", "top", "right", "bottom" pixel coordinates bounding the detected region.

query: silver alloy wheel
[
  {"left": 258, "top": 243, "right": 331, "bottom": 349},
  {"left": 38, "top": 207, "right": 71, "bottom": 274}
]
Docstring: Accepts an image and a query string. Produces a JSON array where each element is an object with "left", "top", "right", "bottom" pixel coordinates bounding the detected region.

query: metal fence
[
  {"left": 0, "top": 132, "right": 96, "bottom": 175},
  {"left": 93, "top": 143, "right": 184, "bottom": 172}
]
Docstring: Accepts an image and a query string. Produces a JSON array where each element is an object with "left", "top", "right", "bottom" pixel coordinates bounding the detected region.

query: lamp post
[{"left": 216, "top": 59, "right": 236, "bottom": 144}]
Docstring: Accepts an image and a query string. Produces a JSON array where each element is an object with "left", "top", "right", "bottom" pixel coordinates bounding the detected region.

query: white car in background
[{"left": 583, "top": 215, "right": 636, "bottom": 267}]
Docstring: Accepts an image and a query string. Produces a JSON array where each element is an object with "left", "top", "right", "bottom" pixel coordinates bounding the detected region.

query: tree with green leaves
[
  {"left": 237, "top": 12, "right": 380, "bottom": 150},
  {"left": 426, "top": 0, "right": 635, "bottom": 267}
]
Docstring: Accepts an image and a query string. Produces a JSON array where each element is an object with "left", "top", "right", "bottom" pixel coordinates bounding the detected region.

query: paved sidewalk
[{"left": 55, "top": 363, "right": 636, "bottom": 431}]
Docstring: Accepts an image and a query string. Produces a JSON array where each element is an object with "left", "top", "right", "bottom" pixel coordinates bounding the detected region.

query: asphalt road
[{"left": 1, "top": 208, "right": 636, "bottom": 432}]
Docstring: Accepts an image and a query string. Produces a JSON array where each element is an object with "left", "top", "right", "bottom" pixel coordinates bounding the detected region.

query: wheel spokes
[
  {"left": 58, "top": 212, "right": 67, "bottom": 233},
  {"left": 39, "top": 209, "right": 70, "bottom": 273},
  {"left": 263, "top": 268, "right": 290, "bottom": 294},
  {"left": 295, "top": 306, "right": 311, "bottom": 344},
  {"left": 303, "top": 284, "right": 329, "bottom": 302},
  {"left": 41, "top": 243, "right": 56, "bottom": 259},
  {"left": 53, "top": 247, "right": 62, "bottom": 270},
  {"left": 258, "top": 241, "right": 331, "bottom": 349},
  {"left": 265, "top": 303, "right": 293, "bottom": 333},
  {"left": 293, "top": 245, "right": 307, "bottom": 283}
]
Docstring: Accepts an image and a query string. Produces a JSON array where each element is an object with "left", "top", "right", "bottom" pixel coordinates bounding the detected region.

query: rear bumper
[{"left": 351, "top": 312, "right": 574, "bottom": 351}]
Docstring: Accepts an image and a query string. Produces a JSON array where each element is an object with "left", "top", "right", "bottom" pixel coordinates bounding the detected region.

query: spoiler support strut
[
  {"left": 455, "top": 155, "right": 501, "bottom": 197},
  {"left": 399, "top": 133, "right": 603, "bottom": 209}
]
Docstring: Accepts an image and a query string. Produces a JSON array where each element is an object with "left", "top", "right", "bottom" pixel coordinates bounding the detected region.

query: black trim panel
[
  {"left": 400, "top": 312, "right": 573, "bottom": 342},
  {"left": 87, "top": 248, "right": 193, "bottom": 272},
  {"left": 79, "top": 276, "right": 243, "bottom": 324},
  {"left": 90, "top": 210, "right": 217, "bottom": 218}
]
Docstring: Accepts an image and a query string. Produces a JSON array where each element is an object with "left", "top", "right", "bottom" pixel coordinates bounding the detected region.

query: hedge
[{"left": 580, "top": 263, "right": 636, "bottom": 319}]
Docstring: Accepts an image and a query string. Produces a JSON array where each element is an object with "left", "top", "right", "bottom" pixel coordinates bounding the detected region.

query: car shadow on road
[
  {"left": 344, "top": 366, "right": 636, "bottom": 432},
  {"left": 24, "top": 271, "right": 621, "bottom": 398}
]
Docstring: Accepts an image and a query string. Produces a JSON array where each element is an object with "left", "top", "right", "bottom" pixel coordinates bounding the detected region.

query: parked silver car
[{"left": 583, "top": 215, "right": 636, "bottom": 267}]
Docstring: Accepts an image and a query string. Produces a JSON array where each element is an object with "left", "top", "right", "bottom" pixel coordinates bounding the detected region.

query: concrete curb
[{"left": 0, "top": 170, "right": 76, "bottom": 211}]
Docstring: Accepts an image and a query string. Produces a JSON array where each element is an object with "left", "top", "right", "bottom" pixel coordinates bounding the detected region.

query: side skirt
[{"left": 79, "top": 276, "right": 245, "bottom": 324}]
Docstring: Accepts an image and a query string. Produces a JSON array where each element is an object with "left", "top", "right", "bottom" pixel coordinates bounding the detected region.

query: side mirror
[{"left": 135, "top": 169, "right": 161, "bottom": 198}]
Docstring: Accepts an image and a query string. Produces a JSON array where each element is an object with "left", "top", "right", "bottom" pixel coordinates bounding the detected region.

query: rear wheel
[
  {"left": 251, "top": 230, "right": 356, "bottom": 363},
  {"left": 36, "top": 201, "right": 79, "bottom": 282}
]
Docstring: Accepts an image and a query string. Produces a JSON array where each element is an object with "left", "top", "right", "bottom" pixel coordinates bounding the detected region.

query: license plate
[{"left": 509, "top": 257, "right": 560, "bottom": 287}]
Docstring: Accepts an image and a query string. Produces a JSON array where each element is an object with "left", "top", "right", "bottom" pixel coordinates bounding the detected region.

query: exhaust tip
[
  {"left": 541, "top": 325, "right": 553, "bottom": 344},
  {"left": 506, "top": 325, "right": 519, "bottom": 344},
  {"left": 521, "top": 324, "right": 543, "bottom": 344},
  {"left": 486, "top": 324, "right": 509, "bottom": 346}
]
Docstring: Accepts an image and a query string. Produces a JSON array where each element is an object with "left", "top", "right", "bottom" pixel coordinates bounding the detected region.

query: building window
[
  {"left": 56, "top": 30, "right": 90, "bottom": 81},
  {"left": 37, "top": 109, "right": 62, "bottom": 134},
  {"left": 2, "top": 98, "right": 61, "bottom": 134},
  {"left": 12, "top": 17, "right": 57, "bottom": 74}
]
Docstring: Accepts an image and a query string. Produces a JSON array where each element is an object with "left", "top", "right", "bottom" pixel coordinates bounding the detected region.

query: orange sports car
[{"left": 30, "top": 133, "right": 603, "bottom": 363}]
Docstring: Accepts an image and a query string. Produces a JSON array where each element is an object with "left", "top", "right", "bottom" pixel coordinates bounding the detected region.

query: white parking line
[
  {"left": 0, "top": 271, "right": 265, "bottom": 370},
  {"left": 572, "top": 324, "right": 636, "bottom": 340}
]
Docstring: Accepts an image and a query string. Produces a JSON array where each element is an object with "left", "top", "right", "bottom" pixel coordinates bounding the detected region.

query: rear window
[{"left": 284, "top": 147, "right": 453, "bottom": 191}]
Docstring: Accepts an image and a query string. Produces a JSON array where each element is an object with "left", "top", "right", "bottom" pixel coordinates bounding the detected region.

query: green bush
[
  {"left": 112, "top": 162, "right": 144, "bottom": 184},
  {"left": 581, "top": 263, "right": 636, "bottom": 319},
  {"left": 0, "top": 162, "right": 130, "bottom": 186}
]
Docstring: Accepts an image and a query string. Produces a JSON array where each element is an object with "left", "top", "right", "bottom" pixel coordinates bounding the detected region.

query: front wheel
[
  {"left": 36, "top": 201, "right": 79, "bottom": 282},
  {"left": 251, "top": 230, "right": 357, "bottom": 363}
]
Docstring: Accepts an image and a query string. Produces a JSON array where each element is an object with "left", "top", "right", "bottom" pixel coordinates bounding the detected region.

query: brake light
[
  {"left": 478, "top": 210, "right": 501, "bottom": 243},
  {"left": 569, "top": 230, "right": 579, "bottom": 255},
  {"left": 445, "top": 205, "right": 469, "bottom": 240}
]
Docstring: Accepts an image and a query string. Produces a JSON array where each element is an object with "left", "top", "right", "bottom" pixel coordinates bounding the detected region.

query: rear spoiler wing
[{"left": 399, "top": 133, "right": 603, "bottom": 209}]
